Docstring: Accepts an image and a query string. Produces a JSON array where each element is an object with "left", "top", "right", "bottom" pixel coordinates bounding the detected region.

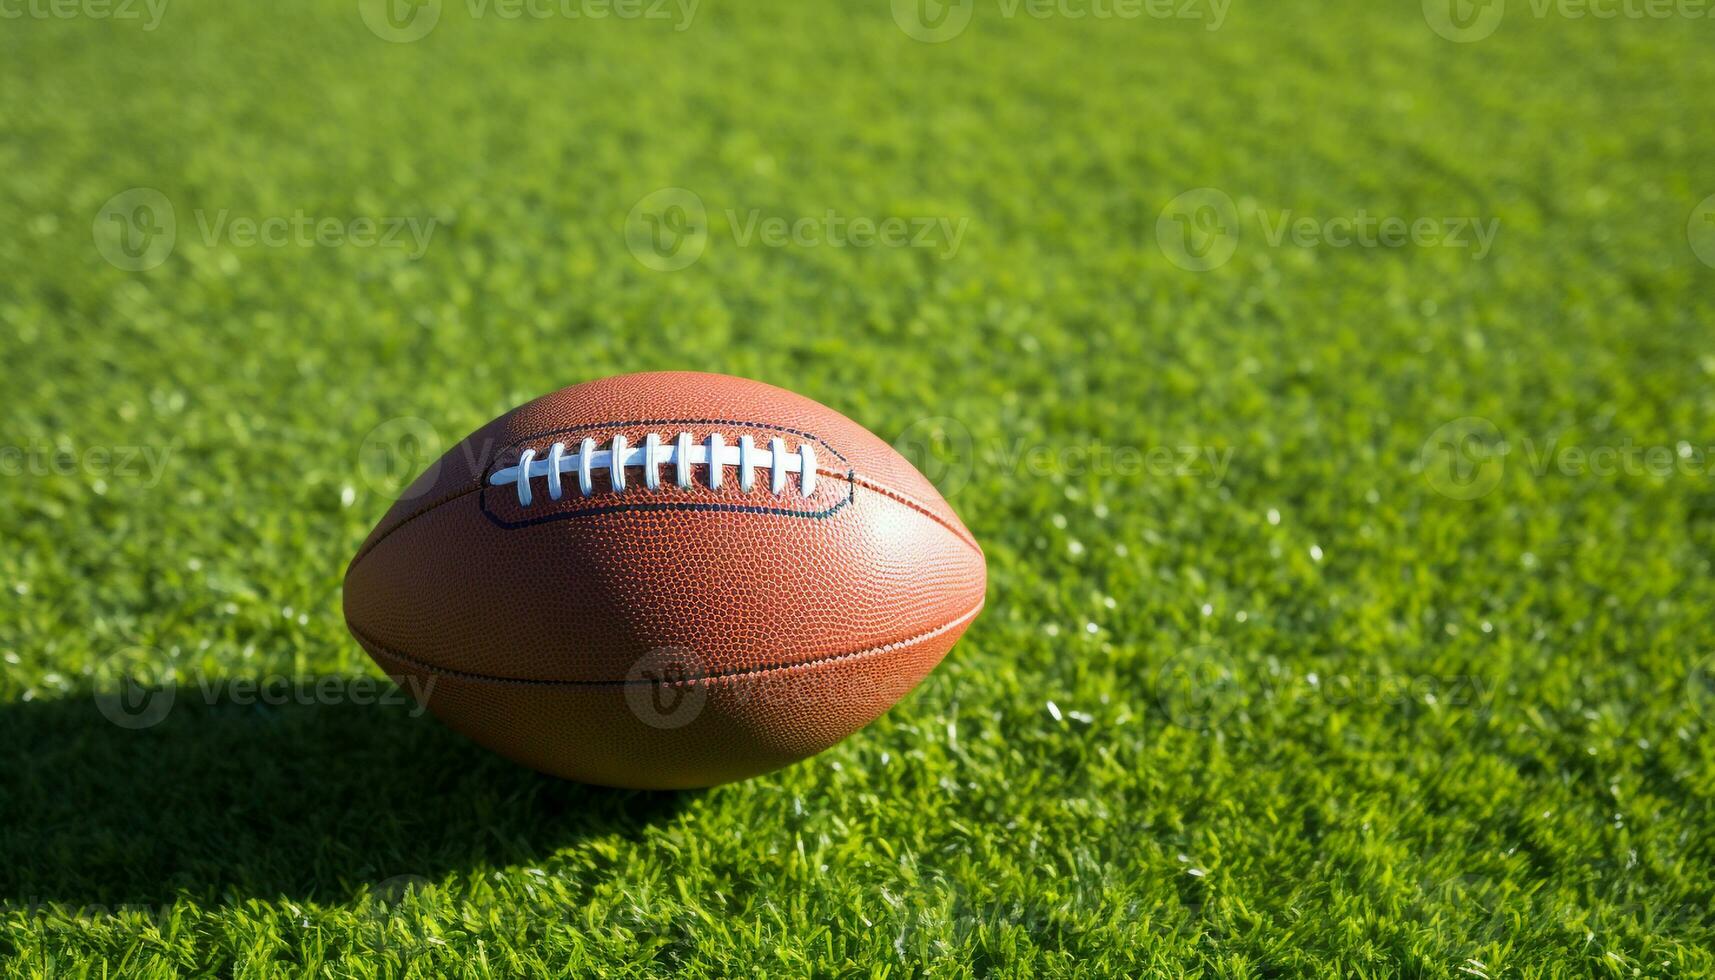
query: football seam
[
  {"left": 349, "top": 599, "right": 984, "bottom": 688},
  {"left": 353, "top": 416, "right": 849, "bottom": 571},
  {"left": 349, "top": 467, "right": 980, "bottom": 574},
  {"left": 857, "top": 478, "right": 984, "bottom": 556}
]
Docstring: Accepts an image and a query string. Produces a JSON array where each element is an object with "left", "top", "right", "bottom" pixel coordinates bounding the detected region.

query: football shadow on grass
[{"left": 0, "top": 679, "right": 691, "bottom": 908}]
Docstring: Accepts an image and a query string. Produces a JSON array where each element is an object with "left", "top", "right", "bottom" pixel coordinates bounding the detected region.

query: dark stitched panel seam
[{"left": 347, "top": 600, "right": 984, "bottom": 688}]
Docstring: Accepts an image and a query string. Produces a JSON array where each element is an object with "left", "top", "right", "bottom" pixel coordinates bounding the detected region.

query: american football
[{"left": 343, "top": 371, "right": 986, "bottom": 788}]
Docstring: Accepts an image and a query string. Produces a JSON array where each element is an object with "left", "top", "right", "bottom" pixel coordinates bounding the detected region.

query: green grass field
[{"left": 4, "top": 0, "right": 1715, "bottom": 975}]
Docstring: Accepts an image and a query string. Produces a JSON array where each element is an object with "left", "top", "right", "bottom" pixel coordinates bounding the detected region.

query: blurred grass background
[{"left": 3, "top": 0, "right": 1715, "bottom": 974}]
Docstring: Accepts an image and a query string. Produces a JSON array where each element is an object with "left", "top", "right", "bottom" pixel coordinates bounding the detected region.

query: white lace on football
[{"left": 490, "top": 432, "right": 819, "bottom": 507}]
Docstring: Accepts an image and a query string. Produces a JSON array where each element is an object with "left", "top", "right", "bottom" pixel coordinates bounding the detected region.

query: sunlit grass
[{"left": 2, "top": 0, "right": 1714, "bottom": 974}]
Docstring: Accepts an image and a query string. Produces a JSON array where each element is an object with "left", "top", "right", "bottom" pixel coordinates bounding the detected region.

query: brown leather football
[{"left": 343, "top": 372, "right": 986, "bottom": 789}]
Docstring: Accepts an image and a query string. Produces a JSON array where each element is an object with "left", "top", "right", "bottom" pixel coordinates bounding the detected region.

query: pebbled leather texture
[{"left": 343, "top": 372, "right": 987, "bottom": 789}]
